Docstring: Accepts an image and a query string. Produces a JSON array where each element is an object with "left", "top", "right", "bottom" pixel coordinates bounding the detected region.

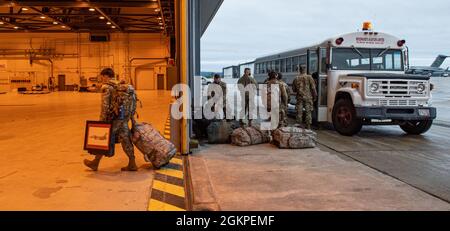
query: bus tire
[
  {"left": 399, "top": 120, "right": 433, "bottom": 135},
  {"left": 332, "top": 99, "right": 362, "bottom": 136}
]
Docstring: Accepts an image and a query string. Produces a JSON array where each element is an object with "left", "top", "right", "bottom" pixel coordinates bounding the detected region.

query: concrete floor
[
  {"left": 189, "top": 125, "right": 450, "bottom": 211},
  {"left": 0, "top": 91, "right": 172, "bottom": 210}
]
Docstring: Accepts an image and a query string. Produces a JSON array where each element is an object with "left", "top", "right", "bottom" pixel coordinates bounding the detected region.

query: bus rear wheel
[
  {"left": 332, "top": 99, "right": 362, "bottom": 136},
  {"left": 399, "top": 120, "right": 433, "bottom": 135}
]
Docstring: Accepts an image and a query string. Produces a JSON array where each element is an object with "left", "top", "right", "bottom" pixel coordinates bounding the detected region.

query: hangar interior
[{"left": 0, "top": 0, "right": 176, "bottom": 93}]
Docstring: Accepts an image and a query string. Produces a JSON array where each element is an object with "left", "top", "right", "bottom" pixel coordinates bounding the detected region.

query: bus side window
[
  {"left": 299, "top": 55, "right": 307, "bottom": 73},
  {"left": 308, "top": 52, "right": 318, "bottom": 75},
  {"left": 320, "top": 48, "right": 327, "bottom": 74},
  {"left": 286, "top": 58, "right": 292, "bottom": 72}
]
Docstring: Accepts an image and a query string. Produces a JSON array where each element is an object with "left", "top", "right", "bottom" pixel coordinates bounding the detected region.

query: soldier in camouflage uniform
[
  {"left": 237, "top": 68, "right": 258, "bottom": 126},
  {"left": 292, "top": 66, "right": 317, "bottom": 129},
  {"left": 207, "top": 74, "right": 227, "bottom": 119},
  {"left": 266, "top": 71, "right": 288, "bottom": 128},
  {"left": 277, "top": 72, "right": 291, "bottom": 127},
  {"left": 84, "top": 68, "right": 138, "bottom": 172}
]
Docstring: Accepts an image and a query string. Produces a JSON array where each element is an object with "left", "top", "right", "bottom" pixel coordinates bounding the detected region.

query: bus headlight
[
  {"left": 370, "top": 83, "right": 380, "bottom": 93},
  {"left": 417, "top": 83, "right": 426, "bottom": 93}
]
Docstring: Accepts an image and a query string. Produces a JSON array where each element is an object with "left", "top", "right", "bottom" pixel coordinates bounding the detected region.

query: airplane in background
[{"left": 406, "top": 55, "right": 450, "bottom": 77}]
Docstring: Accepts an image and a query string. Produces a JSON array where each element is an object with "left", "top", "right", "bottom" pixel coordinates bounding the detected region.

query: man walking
[{"left": 84, "top": 68, "right": 138, "bottom": 172}]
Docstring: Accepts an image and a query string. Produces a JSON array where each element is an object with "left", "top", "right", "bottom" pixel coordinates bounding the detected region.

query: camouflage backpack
[{"left": 109, "top": 82, "right": 138, "bottom": 123}]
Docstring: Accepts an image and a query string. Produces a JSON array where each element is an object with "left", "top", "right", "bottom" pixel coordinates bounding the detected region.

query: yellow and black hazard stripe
[
  {"left": 163, "top": 115, "right": 171, "bottom": 140},
  {"left": 148, "top": 115, "right": 190, "bottom": 211},
  {"left": 148, "top": 156, "right": 187, "bottom": 211}
]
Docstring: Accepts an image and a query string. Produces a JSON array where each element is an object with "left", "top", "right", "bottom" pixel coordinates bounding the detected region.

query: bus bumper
[{"left": 355, "top": 107, "right": 437, "bottom": 121}]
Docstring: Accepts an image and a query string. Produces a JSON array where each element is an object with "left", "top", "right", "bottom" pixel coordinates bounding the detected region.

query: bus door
[{"left": 307, "top": 48, "right": 328, "bottom": 123}]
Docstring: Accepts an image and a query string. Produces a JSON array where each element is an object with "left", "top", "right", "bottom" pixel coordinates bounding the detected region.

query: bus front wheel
[
  {"left": 332, "top": 99, "right": 363, "bottom": 136},
  {"left": 399, "top": 120, "right": 433, "bottom": 135}
]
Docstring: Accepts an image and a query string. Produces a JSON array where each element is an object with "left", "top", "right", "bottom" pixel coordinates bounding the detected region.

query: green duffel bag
[{"left": 207, "top": 120, "right": 239, "bottom": 144}]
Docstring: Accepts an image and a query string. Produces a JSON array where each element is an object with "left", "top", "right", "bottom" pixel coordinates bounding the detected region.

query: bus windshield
[{"left": 331, "top": 48, "right": 404, "bottom": 71}]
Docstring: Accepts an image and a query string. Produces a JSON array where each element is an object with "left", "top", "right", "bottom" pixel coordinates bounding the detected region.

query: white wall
[{"left": 0, "top": 33, "right": 170, "bottom": 91}]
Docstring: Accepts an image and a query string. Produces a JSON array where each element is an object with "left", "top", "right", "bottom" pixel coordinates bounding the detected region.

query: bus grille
[
  {"left": 368, "top": 80, "right": 428, "bottom": 97},
  {"left": 379, "top": 99, "right": 418, "bottom": 106}
]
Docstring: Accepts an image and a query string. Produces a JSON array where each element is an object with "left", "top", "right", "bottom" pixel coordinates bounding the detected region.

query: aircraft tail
[{"left": 430, "top": 55, "right": 449, "bottom": 68}]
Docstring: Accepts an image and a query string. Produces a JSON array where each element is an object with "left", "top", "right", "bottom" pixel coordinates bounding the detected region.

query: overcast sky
[{"left": 201, "top": 0, "right": 450, "bottom": 72}]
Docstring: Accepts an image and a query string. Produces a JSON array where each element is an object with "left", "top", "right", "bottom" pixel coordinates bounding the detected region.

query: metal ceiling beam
[
  {"left": 0, "top": 17, "right": 23, "bottom": 29},
  {"left": 0, "top": 1, "right": 159, "bottom": 8},
  {"left": 82, "top": 0, "right": 121, "bottom": 31},
  {"left": 0, "top": 13, "right": 161, "bottom": 17},
  {"left": 157, "top": 0, "right": 166, "bottom": 33},
  {"left": 0, "top": 30, "right": 162, "bottom": 33},
  {"left": 93, "top": 7, "right": 122, "bottom": 31},
  {"left": 28, "top": 7, "right": 74, "bottom": 30}
]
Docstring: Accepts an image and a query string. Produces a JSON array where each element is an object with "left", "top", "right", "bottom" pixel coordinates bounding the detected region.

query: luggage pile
[
  {"left": 272, "top": 127, "right": 317, "bottom": 149},
  {"left": 203, "top": 120, "right": 317, "bottom": 150},
  {"left": 132, "top": 122, "right": 177, "bottom": 169},
  {"left": 231, "top": 126, "right": 271, "bottom": 147}
]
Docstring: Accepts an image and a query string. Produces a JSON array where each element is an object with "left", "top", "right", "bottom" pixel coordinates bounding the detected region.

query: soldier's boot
[
  {"left": 84, "top": 155, "right": 103, "bottom": 171},
  {"left": 121, "top": 157, "right": 138, "bottom": 171}
]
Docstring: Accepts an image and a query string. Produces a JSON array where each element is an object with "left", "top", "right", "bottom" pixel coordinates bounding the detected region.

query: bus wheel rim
[{"left": 337, "top": 107, "right": 352, "bottom": 127}]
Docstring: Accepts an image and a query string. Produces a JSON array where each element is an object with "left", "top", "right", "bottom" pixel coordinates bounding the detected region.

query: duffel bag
[
  {"left": 207, "top": 120, "right": 239, "bottom": 144},
  {"left": 231, "top": 126, "right": 271, "bottom": 147},
  {"left": 272, "top": 127, "right": 316, "bottom": 149},
  {"left": 131, "top": 122, "right": 177, "bottom": 169}
]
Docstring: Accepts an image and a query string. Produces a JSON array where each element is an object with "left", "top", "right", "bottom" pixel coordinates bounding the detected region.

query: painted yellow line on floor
[
  {"left": 152, "top": 180, "right": 185, "bottom": 198},
  {"left": 156, "top": 168, "right": 184, "bottom": 179},
  {"left": 148, "top": 199, "right": 185, "bottom": 211},
  {"left": 170, "top": 158, "right": 183, "bottom": 166}
]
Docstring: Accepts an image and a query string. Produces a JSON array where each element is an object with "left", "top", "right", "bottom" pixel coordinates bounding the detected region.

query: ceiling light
[
  {"left": 159, "top": 22, "right": 163, "bottom": 25},
  {"left": 111, "top": 26, "right": 116, "bottom": 29},
  {"left": 99, "top": 16, "right": 105, "bottom": 20},
  {"left": 61, "top": 25, "right": 66, "bottom": 28},
  {"left": 89, "top": 8, "right": 95, "bottom": 12},
  {"left": 22, "top": 7, "right": 28, "bottom": 11},
  {"left": 106, "top": 22, "right": 111, "bottom": 25},
  {"left": 40, "top": 16, "right": 46, "bottom": 19},
  {"left": 154, "top": 8, "right": 161, "bottom": 12},
  {"left": 0, "top": 22, "right": 4, "bottom": 25},
  {"left": 53, "top": 21, "right": 58, "bottom": 24},
  {"left": 14, "top": 26, "right": 19, "bottom": 29},
  {"left": 158, "top": 17, "right": 162, "bottom": 20}
]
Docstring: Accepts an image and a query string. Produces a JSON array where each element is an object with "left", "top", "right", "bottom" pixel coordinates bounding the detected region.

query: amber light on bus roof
[{"left": 362, "top": 22, "right": 373, "bottom": 31}]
